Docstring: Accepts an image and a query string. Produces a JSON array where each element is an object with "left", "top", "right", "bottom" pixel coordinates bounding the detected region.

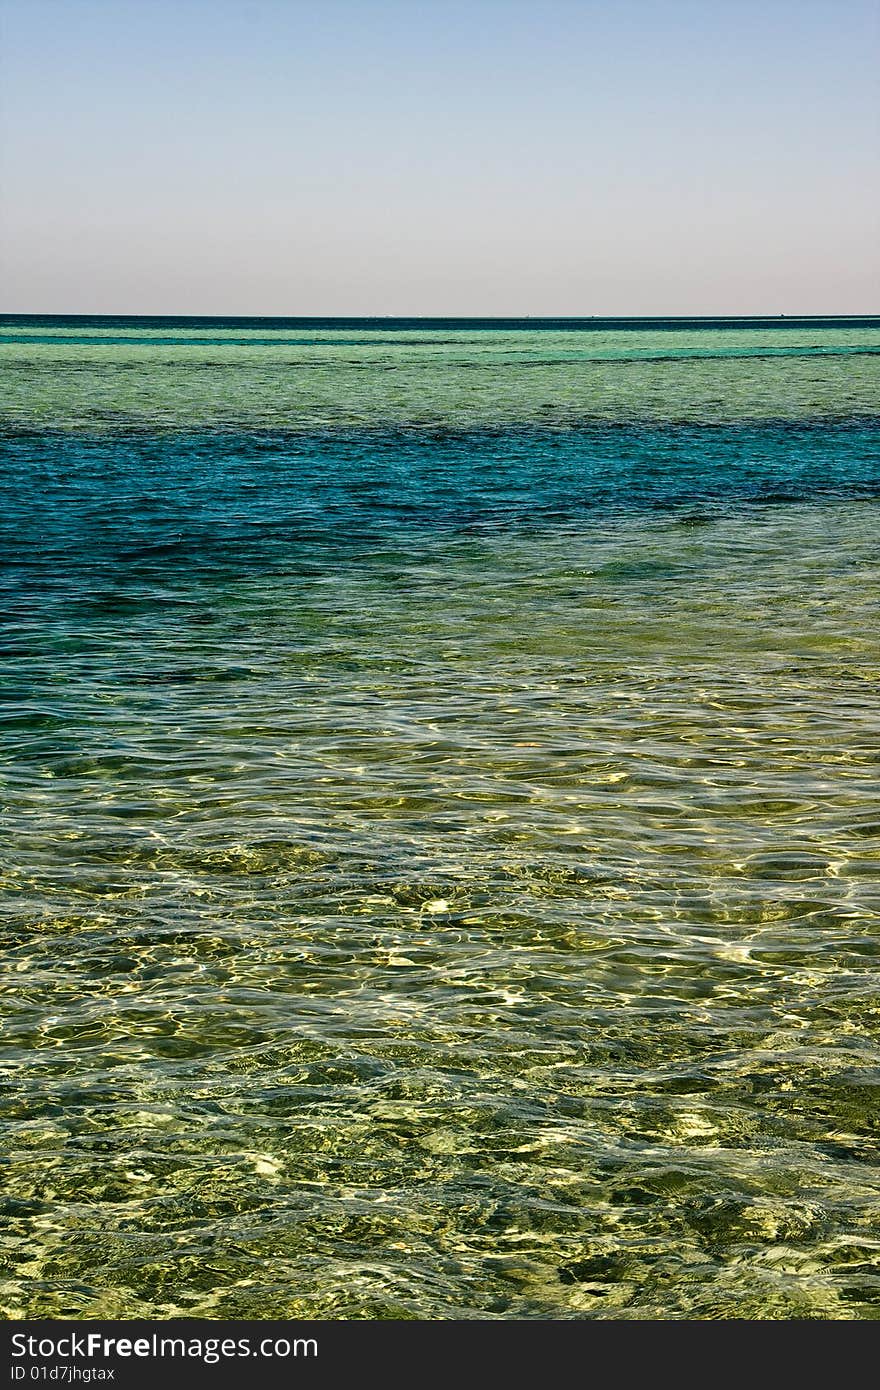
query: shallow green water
[
  {"left": 2, "top": 318, "right": 879, "bottom": 1318},
  {"left": 3, "top": 319, "right": 879, "bottom": 430}
]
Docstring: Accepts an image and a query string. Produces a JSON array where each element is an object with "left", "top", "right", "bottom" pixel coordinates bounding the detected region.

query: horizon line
[{"left": 2, "top": 311, "right": 879, "bottom": 322}]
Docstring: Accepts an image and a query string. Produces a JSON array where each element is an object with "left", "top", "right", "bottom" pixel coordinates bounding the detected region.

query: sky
[{"left": 0, "top": 0, "right": 878, "bottom": 315}]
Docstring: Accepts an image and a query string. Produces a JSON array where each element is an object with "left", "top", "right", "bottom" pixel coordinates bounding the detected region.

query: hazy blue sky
[{"left": 1, "top": 0, "right": 877, "bottom": 314}]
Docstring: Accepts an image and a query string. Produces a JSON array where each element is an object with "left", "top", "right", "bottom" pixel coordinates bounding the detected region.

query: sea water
[{"left": 1, "top": 317, "right": 879, "bottom": 1318}]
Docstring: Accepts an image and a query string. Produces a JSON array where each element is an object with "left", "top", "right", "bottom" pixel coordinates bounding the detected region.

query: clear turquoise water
[{"left": 2, "top": 317, "right": 880, "bottom": 1319}]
